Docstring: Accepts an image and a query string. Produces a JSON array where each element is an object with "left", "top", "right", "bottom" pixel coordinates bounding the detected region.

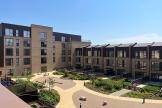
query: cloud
[{"left": 107, "top": 33, "right": 162, "bottom": 44}]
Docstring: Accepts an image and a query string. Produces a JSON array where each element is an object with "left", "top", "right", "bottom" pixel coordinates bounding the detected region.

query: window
[
  {"left": 68, "top": 57, "right": 71, "bottom": 62},
  {"left": 16, "top": 30, "right": 19, "bottom": 36},
  {"left": 23, "top": 30, "right": 30, "bottom": 37},
  {"left": 24, "top": 39, "right": 30, "bottom": 47},
  {"left": 140, "top": 51, "right": 146, "bottom": 58},
  {"left": 41, "top": 40, "right": 47, "bottom": 47},
  {"left": 96, "top": 58, "right": 99, "bottom": 64},
  {"left": 76, "top": 50, "right": 82, "bottom": 56},
  {"left": 62, "top": 43, "right": 66, "bottom": 48},
  {"left": 41, "top": 66, "right": 47, "bottom": 72},
  {"left": 62, "top": 57, "right": 66, "bottom": 62},
  {"left": 108, "top": 51, "right": 114, "bottom": 57},
  {"left": 62, "top": 50, "right": 66, "bottom": 55},
  {"left": 76, "top": 57, "right": 81, "bottom": 63},
  {"left": 24, "top": 68, "right": 31, "bottom": 73},
  {"left": 85, "top": 58, "right": 91, "bottom": 64},
  {"left": 117, "top": 50, "right": 123, "bottom": 57},
  {"left": 41, "top": 49, "right": 47, "bottom": 55},
  {"left": 16, "top": 58, "right": 19, "bottom": 66},
  {"left": 5, "top": 28, "right": 13, "bottom": 36},
  {"left": 151, "top": 62, "right": 160, "bottom": 71},
  {"left": 24, "top": 49, "right": 30, "bottom": 56},
  {"left": 16, "top": 39, "right": 19, "bottom": 46},
  {"left": 6, "top": 48, "right": 13, "bottom": 56},
  {"left": 97, "top": 50, "right": 101, "bottom": 56},
  {"left": 117, "top": 60, "right": 125, "bottom": 67},
  {"left": 53, "top": 57, "right": 55, "bottom": 63},
  {"left": 24, "top": 58, "right": 30, "bottom": 65},
  {"left": 61, "top": 36, "right": 65, "bottom": 42},
  {"left": 68, "top": 50, "right": 71, "bottom": 55},
  {"left": 7, "top": 69, "right": 13, "bottom": 76},
  {"left": 41, "top": 57, "right": 47, "bottom": 64},
  {"left": 52, "top": 36, "right": 55, "bottom": 43},
  {"left": 135, "top": 61, "right": 147, "bottom": 70},
  {"left": 152, "top": 50, "right": 160, "bottom": 59},
  {"left": 5, "top": 58, "right": 13, "bottom": 66},
  {"left": 5, "top": 38, "right": 13, "bottom": 46},
  {"left": 40, "top": 32, "right": 47, "bottom": 39},
  {"left": 16, "top": 48, "right": 19, "bottom": 56}
]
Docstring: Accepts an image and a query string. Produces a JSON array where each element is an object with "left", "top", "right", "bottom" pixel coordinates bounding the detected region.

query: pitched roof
[
  {"left": 134, "top": 43, "right": 153, "bottom": 47},
  {"left": 152, "top": 42, "right": 162, "bottom": 46},
  {"left": 106, "top": 44, "right": 121, "bottom": 48},
  {"left": 118, "top": 43, "right": 136, "bottom": 47}
]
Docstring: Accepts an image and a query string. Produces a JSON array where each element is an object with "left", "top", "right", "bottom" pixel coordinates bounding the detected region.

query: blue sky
[{"left": 0, "top": 0, "right": 162, "bottom": 44}]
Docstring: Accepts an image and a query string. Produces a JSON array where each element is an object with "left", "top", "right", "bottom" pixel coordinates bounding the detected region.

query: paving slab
[{"left": 110, "top": 89, "right": 131, "bottom": 96}]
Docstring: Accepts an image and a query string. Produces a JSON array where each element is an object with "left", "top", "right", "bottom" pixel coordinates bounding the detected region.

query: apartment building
[
  {"left": 75, "top": 42, "right": 162, "bottom": 80},
  {"left": 0, "top": 23, "right": 90, "bottom": 76}
]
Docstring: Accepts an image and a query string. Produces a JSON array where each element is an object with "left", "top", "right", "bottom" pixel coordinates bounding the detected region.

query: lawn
[{"left": 85, "top": 78, "right": 131, "bottom": 94}]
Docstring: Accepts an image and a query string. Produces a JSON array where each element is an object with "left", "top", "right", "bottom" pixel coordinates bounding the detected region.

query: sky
[{"left": 0, "top": 0, "right": 162, "bottom": 44}]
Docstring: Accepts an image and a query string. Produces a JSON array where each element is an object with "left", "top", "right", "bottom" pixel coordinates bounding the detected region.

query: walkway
[{"left": 109, "top": 89, "right": 131, "bottom": 96}]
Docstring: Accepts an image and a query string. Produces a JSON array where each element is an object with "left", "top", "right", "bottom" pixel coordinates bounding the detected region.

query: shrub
[
  {"left": 39, "top": 90, "right": 60, "bottom": 106},
  {"left": 143, "top": 86, "right": 160, "bottom": 92}
]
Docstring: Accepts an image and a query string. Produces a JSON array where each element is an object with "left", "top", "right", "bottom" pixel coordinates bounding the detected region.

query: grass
[
  {"left": 123, "top": 85, "right": 162, "bottom": 99},
  {"left": 85, "top": 78, "right": 131, "bottom": 94}
]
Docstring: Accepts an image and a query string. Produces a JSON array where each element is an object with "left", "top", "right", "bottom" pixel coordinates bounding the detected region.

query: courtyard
[{"left": 25, "top": 71, "right": 162, "bottom": 108}]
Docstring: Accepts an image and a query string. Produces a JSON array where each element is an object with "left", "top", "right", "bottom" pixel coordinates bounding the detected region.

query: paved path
[
  {"left": 29, "top": 72, "right": 162, "bottom": 108},
  {"left": 110, "top": 89, "right": 131, "bottom": 96},
  {"left": 73, "top": 90, "right": 162, "bottom": 108}
]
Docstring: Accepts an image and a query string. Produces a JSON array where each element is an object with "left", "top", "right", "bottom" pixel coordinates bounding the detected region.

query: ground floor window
[{"left": 41, "top": 66, "right": 47, "bottom": 72}]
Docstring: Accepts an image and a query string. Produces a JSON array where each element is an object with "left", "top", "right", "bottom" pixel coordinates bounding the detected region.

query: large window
[
  {"left": 16, "top": 39, "right": 19, "bottom": 47},
  {"left": 24, "top": 39, "right": 30, "bottom": 47},
  {"left": 16, "top": 58, "right": 19, "bottom": 66},
  {"left": 108, "top": 51, "right": 114, "bottom": 57},
  {"left": 6, "top": 48, "right": 13, "bottom": 56},
  {"left": 62, "top": 43, "right": 66, "bottom": 48},
  {"left": 76, "top": 57, "right": 81, "bottom": 63},
  {"left": 5, "top": 58, "right": 13, "bottom": 66},
  {"left": 41, "top": 66, "right": 47, "bottom": 72},
  {"left": 24, "top": 58, "right": 30, "bottom": 65},
  {"left": 68, "top": 50, "right": 71, "bottom": 55},
  {"left": 16, "top": 30, "right": 19, "bottom": 36},
  {"left": 62, "top": 50, "right": 66, "bottom": 55},
  {"left": 23, "top": 30, "right": 30, "bottom": 37},
  {"left": 24, "top": 49, "right": 30, "bottom": 56},
  {"left": 62, "top": 57, "right": 66, "bottom": 62},
  {"left": 135, "top": 61, "right": 147, "bottom": 70},
  {"left": 135, "top": 51, "right": 146, "bottom": 58},
  {"left": 16, "top": 48, "right": 19, "bottom": 56},
  {"left": 41, "top": 49, "right": 47, "bottom": 55},
  {"left": 61, "top": 36, "right": 65, "bottom": 42},
  {"left": 41, "top": 57, "right": 47, "bottom": 64},
  {"left": 152, "top": 50, "right": 160, "bottom": 59},
  {"left": 5, "top": 28, "right": 13, "bottom": 36},
  {"left": 5, "top": 38, "right": 13, "bottom": 46},
  {"left": 41, "top": 40, "right": 47, "bottom": 47},
  {"left": 40, "top": 32, "right": 47, "bottom": 39},
  {"left": 106, "top": 59, "right": 114, "bottom": 66},
  {"left": 53, "top": 57, "right": 55, "bottom": 63},
  {"left": 151, "top": 62, "right": 160, "bottom": 71},
  {"left": 68, "top": 57, "right": 71, "bottom": 62}
]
